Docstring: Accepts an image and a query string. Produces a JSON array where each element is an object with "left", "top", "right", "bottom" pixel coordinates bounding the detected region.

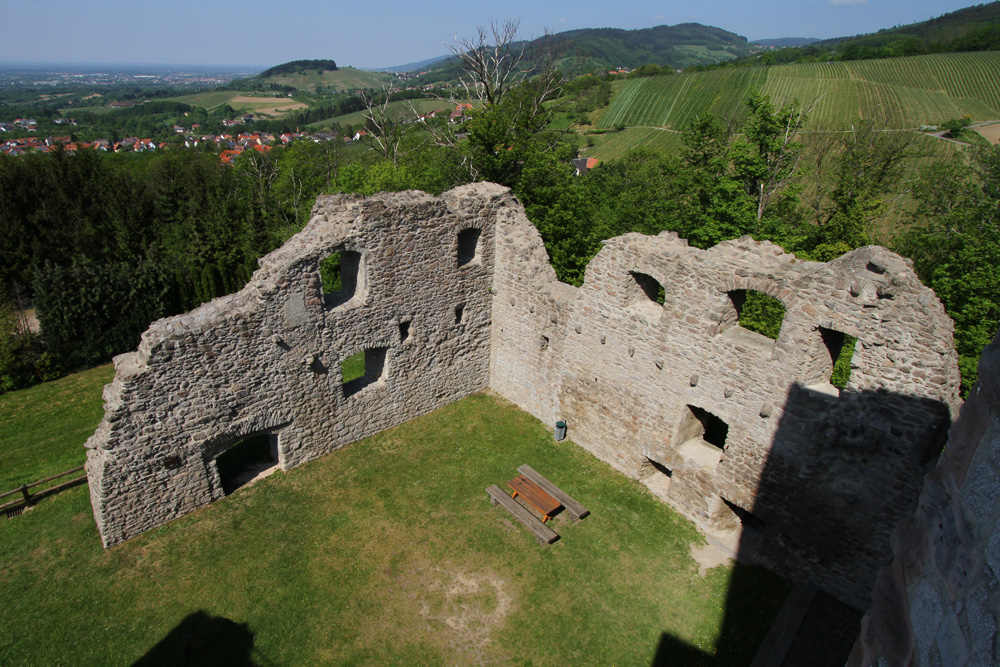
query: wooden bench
[
  {"left": 507, "top": 474, "right": 561, "bottom": 523},
  {"left": 486, "top": 484, "right": 559, "bottom": 544},
  {"left": 517, "top": 464, "right": 590, "bottom": 520}
]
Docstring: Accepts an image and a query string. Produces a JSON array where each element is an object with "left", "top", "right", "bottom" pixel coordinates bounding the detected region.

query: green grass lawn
[
  {"left": 0, "top": 370, "right": 787, "bottom": 666},
  {"left": 0, "top": 363, "right": 113, "bottom": 491}
]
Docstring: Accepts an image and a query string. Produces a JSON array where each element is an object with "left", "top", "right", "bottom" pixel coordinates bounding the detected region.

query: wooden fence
[{"left": 0, "top": 466, "right": 87, "bottom": 515}]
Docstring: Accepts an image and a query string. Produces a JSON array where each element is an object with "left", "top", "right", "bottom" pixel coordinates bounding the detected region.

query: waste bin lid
[{"left": 556, "top": 421, "right": 566, "bottom": 428}]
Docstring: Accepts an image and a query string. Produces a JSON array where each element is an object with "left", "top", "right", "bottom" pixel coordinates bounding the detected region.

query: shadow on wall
[
  {"left": 649, "top": 383, "right": 952, "bottom": 666},
  {"left": 131, "top": 611, "right": 259, "bottom": 667}
]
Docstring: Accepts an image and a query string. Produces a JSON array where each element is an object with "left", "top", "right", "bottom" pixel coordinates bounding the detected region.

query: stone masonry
[
  {"left": 87, "top": 183, "right": 961, "bottom": 610},
  {"left": 850, "top": 330, "right": 1000, "bottom": 666},
  {"left": 87, "top": 186, "right": 499, "bottom": 547}
]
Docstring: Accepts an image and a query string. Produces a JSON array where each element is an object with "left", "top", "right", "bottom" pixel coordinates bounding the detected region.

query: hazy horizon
[{"left": 0, "top": 0, "right": 988, "bottom": 70}]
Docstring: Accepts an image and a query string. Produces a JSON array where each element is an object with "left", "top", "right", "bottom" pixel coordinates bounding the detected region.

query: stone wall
[
  {"left": 850, "top": 331, "right": 1000, "bottom": 666},
  {"left": 88, "top": 184, "right": 961, "bottom": 611},
  {"left": 489, "top": 223, "right": 961, "bottom": 610},
  {"left": 87, "top": 186, "right": 502, "bottom": 547}
]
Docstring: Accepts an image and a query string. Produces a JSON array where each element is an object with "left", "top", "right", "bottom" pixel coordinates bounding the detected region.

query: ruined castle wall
[
  {"left": 851, "top": 332, "right": 1000, "bottom": 666},
  {"left": 87, "top": 186, "right": 504, "bottom": 547},
  {"left": 89, "top": 183, "right": 962, "bottom": 612},
  {"left": 489, "top": 226, "right": 961, "bottom": 609}
]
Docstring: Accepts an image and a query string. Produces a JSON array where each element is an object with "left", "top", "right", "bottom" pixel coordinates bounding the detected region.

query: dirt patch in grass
[{"left": 396, "top": 562, "right": 516, "bottom": 665}]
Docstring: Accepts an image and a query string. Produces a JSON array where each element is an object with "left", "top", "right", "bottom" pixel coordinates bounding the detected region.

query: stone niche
[{"left": 87, "top": 184, "right": 961, "bottom": 612}]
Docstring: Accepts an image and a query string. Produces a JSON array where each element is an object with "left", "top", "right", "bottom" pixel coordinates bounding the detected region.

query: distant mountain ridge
[
  {"left": 549, "top": 23, "right": 752, "bottom": 69},
  {"left": 752, "top": 38, "right": 820, "bottom": 48},
  {"left": 378, "top": 55, "right": 450, "bottom": 74},
  {"left": 815, "top": 1, "right": 1000, "bottom": 46},
  {"left": 409, "top": 22, "right": 752, "bottom": 83}
]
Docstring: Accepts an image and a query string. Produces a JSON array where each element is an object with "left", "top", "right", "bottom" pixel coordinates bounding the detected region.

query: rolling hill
[
  {"left": 817, "top": 1, "right": 1000, "bottom": 48},
  {"left": 412, "top": 22, "right": 752, "bottom": 84},
  {"left": 263, "top": 66, "right": 390, "bottom": 93},
  {"left": 231, "top": 63, "right": 390, "bottom": 94}
]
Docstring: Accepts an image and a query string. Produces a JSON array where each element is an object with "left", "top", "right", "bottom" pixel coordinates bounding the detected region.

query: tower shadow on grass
[
  {"left": 650, "top": 383, "right": 951, "bottom": 666},
  {"left": 131, "top": 610, "right": 258, "bottom": 667}
]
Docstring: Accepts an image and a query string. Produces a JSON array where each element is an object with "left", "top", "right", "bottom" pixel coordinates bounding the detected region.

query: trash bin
[{"left": 554, "top": 420, "right": 567, "bottom": 441}]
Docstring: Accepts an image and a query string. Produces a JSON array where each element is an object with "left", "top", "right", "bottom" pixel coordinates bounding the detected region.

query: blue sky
[{"left": 0, "top": 0, "right": 985, "bottom": 69}]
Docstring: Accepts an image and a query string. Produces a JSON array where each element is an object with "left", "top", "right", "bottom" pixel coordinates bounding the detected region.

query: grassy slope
[
  {"left": 0, "top": 371, "right": 787, "bottom": 666},
  {"left": 581, "top": 52, "right": 999, "bottom": 241},
  {"left": 599, "top": 52, "right": 1000, "bottom": 130},
  {"left": 0, "top": 364, "right": 113, "bottom": 491}
]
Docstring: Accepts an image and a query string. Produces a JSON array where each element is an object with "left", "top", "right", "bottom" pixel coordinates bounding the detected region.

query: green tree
[
  {"left": 896, "top": 146, "right": 1000, "bottom": 394},
  {"left": 729, "top": 91, "right": 808, "bottom": 226}
]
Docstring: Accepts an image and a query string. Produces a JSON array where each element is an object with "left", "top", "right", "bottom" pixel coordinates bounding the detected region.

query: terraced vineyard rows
[
  {"left": 583, "top": 128, "right": 685, "bottom": 161},
  {"left": 598, "top": 68, "right": 767, "bottom": 129},
  {"left": 598, "top": 52, "right": 1000, "bottom": 132}
]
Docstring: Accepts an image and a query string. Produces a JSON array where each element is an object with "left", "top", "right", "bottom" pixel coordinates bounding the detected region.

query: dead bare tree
[
  {"left": 360, "top": 81, "right": 425, "bottom": 165},
  {"left": 448, "top": 19, "right": 528, "bottom": 106}
]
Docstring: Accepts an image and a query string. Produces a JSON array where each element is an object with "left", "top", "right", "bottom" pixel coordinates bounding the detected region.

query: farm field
[
  {"left": 974, "top": 121, "right": 1000, "bottom": 144},
  {"left": 167, "top": 90, "right": 310, "bottom": 117},
  {"left": 228, "top": 95, "right": 309, "bottom": 117},
  {"left": 598, "top": 52, "right": 1000, "bottom": 131},
  {"left": 58, "top": 105, "right": 117, "bottom": 115},
  {"left": 0, "top": 369, "right": 788, "bottom": 666}
]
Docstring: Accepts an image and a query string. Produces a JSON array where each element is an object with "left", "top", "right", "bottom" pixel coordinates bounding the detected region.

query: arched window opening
[{"left": 628, "top": 271, "right": 665, "bottom": 305}]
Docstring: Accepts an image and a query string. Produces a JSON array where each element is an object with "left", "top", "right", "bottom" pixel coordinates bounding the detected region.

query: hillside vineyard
[{"left": 86, "top": 184, "right": 959, "bottom": 610}]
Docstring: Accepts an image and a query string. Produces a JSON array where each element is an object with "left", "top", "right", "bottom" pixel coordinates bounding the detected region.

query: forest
[{"left": 1, "top": 63, "right": 997, "bottom": 400}]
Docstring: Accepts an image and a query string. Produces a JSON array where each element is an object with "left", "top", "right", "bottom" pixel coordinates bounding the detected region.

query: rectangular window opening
[
  {"left": 730, "top": 290, "right": 785, "bottom": 340},
  {"left": 678, "top": 404, "right": 729, "bottom": 450},
  {"left": 342, "top": 347, "right": 387, "bottom": 397},
  {"left": 399, "top": 321, "right": 411, "bottom": 343},
  {"left": 456, "top": 228, "right": 482, "bottom": 267},
  {"left": 645, "top": 457, "right": 672, "bottom": 477},
  {"left": 215, "top": 433, "right": 278, "bottom": 495},
  {"left": 321, "top": 250, "right": 364, "bottom": 309},
  {"left": 674, "top": 404, "right": 729, "bottom": 471}
]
